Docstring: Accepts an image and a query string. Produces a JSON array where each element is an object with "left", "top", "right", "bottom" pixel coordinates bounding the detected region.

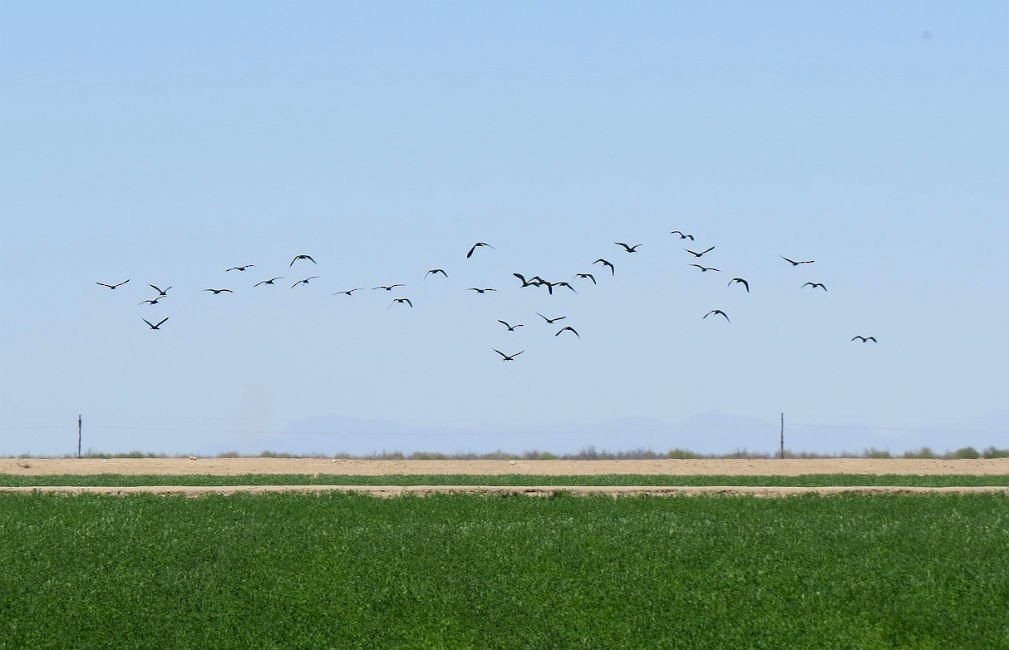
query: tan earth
[{"left": 2, "top": 458, "right": 1006, "bottom": 497}]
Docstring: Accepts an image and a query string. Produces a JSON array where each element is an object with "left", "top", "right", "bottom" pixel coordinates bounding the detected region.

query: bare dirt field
[
  {"left": 2, "top": 457, "right": 1007, "bottom": 477},
  {"left": 2, "top": 458, "right": 1006, "bottom": 497}
]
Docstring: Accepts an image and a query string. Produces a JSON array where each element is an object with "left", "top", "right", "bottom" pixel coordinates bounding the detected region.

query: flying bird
[
  {"left": 493, "top": 349, "right": 524, "bottom": 361},
  {"left": 373, "top": 284, "right": 405, "bottom": 291},
  {"left": 553, "top": 281, "right": 577, "bottom": 293},
  {"left": 513, "top": 273, "right": 535, "bottom": 288},
  {"left": 142, "top": 317, "right": 169, "bottom": 330},
  {"left": 575, "top": 273, "right": 596, "bottom": 285},
  {"left": 690, "top": 264, "right": 721, "bottom": 273},
  {"left": 555, "top": 326, "right": 580, "bottom": 338},
  {"left": 670, "top": 231, "right": 695, "bottom": 240},
  {"left": 703, "top": 309, "right": 730, "bottom": 323},
  {"left": 802, "top": 282, "right": 828, "bottom": 292},
  {"left": 148, "top": 284, "right": 171, "bottom": 296},
  {"left": 497, "top": 320, "right": 524, "bottom": 332},
  {"left": 466, "top": 242, "right": 495, "bottom": 258},
  {"left": 593, "top": 258, "right": 615, "bottom": 275},
  {"left": 534, "top": 278, "right": 556, "bottom": 294},
  {"left": 467, "top": 288, "right": 497, "bottom": 294},
  {"left": 203, "top": 288, "right": 233, "bottom": 294},
  {"left": 615, "top": 242, "right": 642, "bottom": 253},
  {"left": 225, "top": 264, "right": 254, "bottom": 272},
  {"left": 292, "top": 276, "right": 320, "bottom": 288},
  {"left": 139, "top": 298, "right": 162, "bottom": 306},
  {"left": 851, "top": 335, "right": 878, "bottom": 343},
  {"left": 728, "top": 278, "right": 750, "bottom": 292},
  {"left": 391, "top": 298, "right": 413, "bottom": 308},
  {"left": 333, "top": 288, "right": 363, "bottom": 296},
  {"left": 537, "top": 313, "right": 566, "bottom": 324},
  {"left": 290, "top": 254, "right": 316, "bottom": 267},
  {"left": 685, "top": 246, "right": 715, "bottom": 258},
  {"left": 781, "top": 256, "right": 814, "bottom": 266},
  {"left": 97, "top": 280, "right": 130, "bottom": 290},
  {"left": 254, "top": 277, "right": 284, "bottom": 287},
  {"left": 425, "top": 269, "right": 448, "bottom": 278}
]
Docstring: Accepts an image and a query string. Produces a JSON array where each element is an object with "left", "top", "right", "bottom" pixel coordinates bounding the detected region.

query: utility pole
[
  {"left": 779, "top": 412, "right": 784, "bottom": 459},
  {"left": 77, "top": 414, "right": 82, "bottom": 459}
]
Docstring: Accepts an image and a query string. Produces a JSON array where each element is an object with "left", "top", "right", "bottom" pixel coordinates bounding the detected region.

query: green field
[
  {"left": 1, "top": 492, "right": 1006, "bottom": 649},
  {"left": 3, "top": 473, "right": 1007, "bottom": 487}
]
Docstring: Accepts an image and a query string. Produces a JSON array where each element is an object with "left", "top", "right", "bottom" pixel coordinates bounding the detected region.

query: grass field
[
  {"left": 2, "top": 473, "right": 1007, "bottom": 487},
  {"left": 1, "top": 492, "right": 1006, "bottom": 649}
]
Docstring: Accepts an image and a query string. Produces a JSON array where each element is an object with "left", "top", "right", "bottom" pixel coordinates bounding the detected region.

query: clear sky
[{"left": 1, "top": 2, "right": 1006, "bottom": 456}]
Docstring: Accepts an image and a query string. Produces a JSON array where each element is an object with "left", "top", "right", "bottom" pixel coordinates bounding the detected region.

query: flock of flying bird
[{"left": 97, "top": 231, "right": 877, "bottom": 361}]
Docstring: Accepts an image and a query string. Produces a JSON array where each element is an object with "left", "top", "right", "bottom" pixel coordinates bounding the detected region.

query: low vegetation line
[
  {"left": 3, "top": 484, "right": 1007, "bottom": 497},
  {"left": 34, "top": 444, "right": 1009, "bottom": 459},
  {"left": 2, "top": 473, "right": 1007, "bottom": 488}
]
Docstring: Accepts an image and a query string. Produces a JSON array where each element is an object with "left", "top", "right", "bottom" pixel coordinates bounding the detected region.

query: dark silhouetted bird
[
  {"left": 254, "top": 277, "right": 284, "bottom": 287},
  {"left": 513, "top": 273, "right": 535, "bottom": 288},
  {"left": 494, "top": 349, "right": 523, "bottom": 361},
  {"left": 226, "top": 264, "right": 254, "bottom": 272},
  {"left": 533, "top": 277, "right": 556, "bottom": 294},
  {"left": 139, "top": 298, "right": 162, "bottom": 306},
  {"left": 425, "top": 269, "right": 448, "bottom": 278},
  {"left": 142, "top": 317, "right": 169, "bottom": 330},
  {"left": 802, "top": 282, "right": 827, "bottom": 292},
  {"left": 468, "top": 287, "right": 497, "bottom": 294},
  {"left": 497, "top": 320, "right": 524, "bottom": 332},
  {"left": 97, "top": 280, "right": 130, "bottom": 290},
  {"left": 292, "top": 276, "right": 320, "bottom": 288},
  {"left": 576, "top": 273, "right": 596, "bottom": 285},
  {"left": 537, "top": 313, "right": 566, "bottom": 324},
  {"left": 728, "top": 277, "right": 750, "bottom": 292},
  {"left": 553, "top": 281, "right": 577, "bottom": 293},
  {"left": 593, "top": 258, "right": 615, "bottom": 275},
  {"left": 466, "top": 242, "right": 494, "bottom": 258},
  {"left": 703, "top": 309, "right": 730, "bottom": 323},
  {"left": 615, "top": 242, "right": 642, "bottom": 253},
  {"left": 391, "top": 298, "right": 413, "bottom": 308},
  {"left": 851, "top": 335, "right": 877, "bottom": 343},
  {"left": 373, "top": 284, "right": 405, "bottom": 291},
  {"left": 685, "top": 246, "right": 715, "bottom": 258},
  {"left": 203, "top": 288, "right": 233, "bottom": 295},
  {"left": 670, "top": 231, "right": 695, "bottom": 240},
  {"left": 333, "top": 288, "right": 363, "bottom": 296},
  {"left": 781, "top": 255, "right": 814, "bottom": 266},
  {"left": 290, "top": 254, "right": 316, "bottom": 267},
  {"left": 149, "top": 284, "right": 171, "bottom": 296},
  {"left": 555, "top": 326, "right": 580, "bottom": 338},
  {"left": 690, "top": 264, "right": 721, "bottom": 272}
]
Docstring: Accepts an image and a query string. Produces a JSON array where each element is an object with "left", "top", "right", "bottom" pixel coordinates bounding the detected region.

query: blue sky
[{"left": 1, "top": 2, "right": 1006, "bottom": 456}]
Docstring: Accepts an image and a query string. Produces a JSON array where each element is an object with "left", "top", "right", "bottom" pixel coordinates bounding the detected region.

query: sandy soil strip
[
  {"left": 3, "top": 458, "right": 1008, "bottom": 476},
  {"left": 2, "top": 485, "right": 1006, "bottom": 498}
]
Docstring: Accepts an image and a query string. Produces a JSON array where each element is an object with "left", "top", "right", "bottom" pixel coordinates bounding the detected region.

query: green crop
[{"left": 0, "top": 493, "right": 1006, "bottom": 649}]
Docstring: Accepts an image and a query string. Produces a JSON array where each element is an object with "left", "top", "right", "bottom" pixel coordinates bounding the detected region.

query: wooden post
[
  {"left": 779, "top": 412, "right": 784, "bottom": 459},
  {"left": 77, "top": 414, "right": 82, "bottom": 459}
]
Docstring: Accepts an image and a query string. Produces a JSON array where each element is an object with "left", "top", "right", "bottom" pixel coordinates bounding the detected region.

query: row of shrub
[{"left": 21, "top": 445, "right": 1009, "bottom": 460}]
